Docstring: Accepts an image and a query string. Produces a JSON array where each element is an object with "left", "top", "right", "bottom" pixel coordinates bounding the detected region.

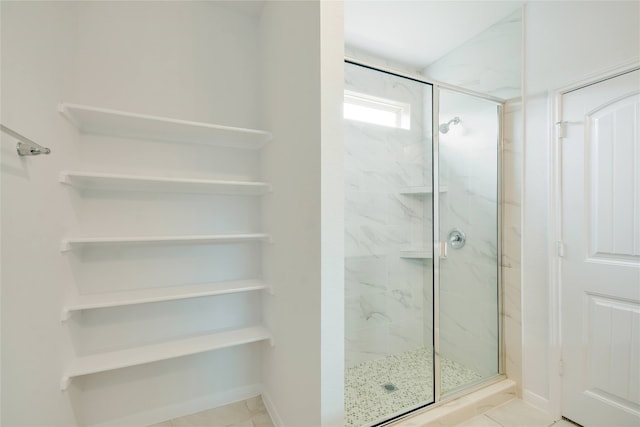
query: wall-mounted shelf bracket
[
  {"left": 60, "top": 376, "right": 71, "bottom": 391},
  {"left": 61, "top": 308, "right": 72, "bottom": 322}
]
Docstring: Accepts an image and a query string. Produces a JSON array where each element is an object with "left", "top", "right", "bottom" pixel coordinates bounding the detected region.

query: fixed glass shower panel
[
  {"left": 437, "top": 89, "right": 500, "bottom": 395},
  {"left": 344, "top": 62, "right": 434, "bottom": 427}
]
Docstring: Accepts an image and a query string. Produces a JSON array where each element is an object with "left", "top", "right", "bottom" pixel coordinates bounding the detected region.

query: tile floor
[
  {"left": 455, "top": 399, "right": 578, "bottom": 427},
  {"left": 345, "top": 347, "right": 483, "bottom": 427},
  {"left": 147, "top": 395, "right": 274, "bottom": 427},
  {"left": 149, "top": 394, "right": 577, "bottom": 427}
]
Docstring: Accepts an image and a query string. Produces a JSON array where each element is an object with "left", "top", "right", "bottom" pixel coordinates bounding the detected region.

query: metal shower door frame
[
  {"left": 344, "top": 57, "right": 505, "bottom": 425},
  {"left": 432, "top": 85, "right": 504, "bottom": 405}
]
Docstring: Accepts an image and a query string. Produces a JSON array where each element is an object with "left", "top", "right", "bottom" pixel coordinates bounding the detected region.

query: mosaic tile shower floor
[{"left": 345, "top": 347, "right": 483, "bottom": 427}]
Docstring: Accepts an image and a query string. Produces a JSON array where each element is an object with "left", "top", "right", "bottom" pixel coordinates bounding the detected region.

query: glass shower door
[
  {"left": 344, "top": 62, "right": 434, "bottom": 426},
  {"left": 436, "top": 88, "right": 501, "bottom": 396}
]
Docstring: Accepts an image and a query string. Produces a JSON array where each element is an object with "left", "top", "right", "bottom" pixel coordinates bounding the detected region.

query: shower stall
[{"left": 344, "top": 60, "right": 502, "bottom": 426}]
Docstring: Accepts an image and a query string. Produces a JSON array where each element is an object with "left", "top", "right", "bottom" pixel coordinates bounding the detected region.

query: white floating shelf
[
  {"left": 62, "top": 280, "right": 268, "bottom": 319},
  {"left": 59, "top": 103, "right": 272, "bottom": 149},
  {"left": 60, "top": 171, "right": 271, "bottom": 195},
  {"left": 400, "top": 249, "right": 434, "bottom": 259},
  {"left": 61, "top": 233, "right": 270, "bottom": 252},
  {"left": 399, "top": 186, "right": 449, "bottom": 195},
  {"left": 61, "top": 325, "right": 272, "bottom": 390}
]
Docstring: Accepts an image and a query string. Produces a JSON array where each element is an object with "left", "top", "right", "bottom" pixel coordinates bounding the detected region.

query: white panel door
[{"left": 561, "top": 69, "right": 640, "bottom": 427}]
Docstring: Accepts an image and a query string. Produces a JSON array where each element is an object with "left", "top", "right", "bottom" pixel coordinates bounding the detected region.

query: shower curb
[{"left": 389, "top": 379, "right": 516, "bottom": 426}]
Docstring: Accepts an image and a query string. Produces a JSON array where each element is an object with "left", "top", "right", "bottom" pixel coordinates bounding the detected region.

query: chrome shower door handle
[{"left": 439, "top": 241, "right": 448, "bottom": 258}]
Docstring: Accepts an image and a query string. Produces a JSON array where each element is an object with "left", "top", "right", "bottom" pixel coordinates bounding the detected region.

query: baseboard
[
  {"left": 523, "top": 389, "right": 551, "bottom": 413},
  {"left": 262, "top": 390, "right": 285, "bottom": 427},
  {"left": 89, "top": 383, "right": 263, "bottom": 427}
]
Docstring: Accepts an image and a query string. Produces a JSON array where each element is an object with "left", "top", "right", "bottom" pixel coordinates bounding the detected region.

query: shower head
[{"left": 439, "top": 116, "right": 461, "bottom": 134}]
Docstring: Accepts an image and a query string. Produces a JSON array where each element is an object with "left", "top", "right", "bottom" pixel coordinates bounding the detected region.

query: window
[{"left": 344, "top": 90, "right": 411, "bottom": 130}]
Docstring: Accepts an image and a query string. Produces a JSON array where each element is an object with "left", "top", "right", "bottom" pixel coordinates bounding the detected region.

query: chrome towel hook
[{"left": 1, "top": 124, "right": 51, "bottom": 156}]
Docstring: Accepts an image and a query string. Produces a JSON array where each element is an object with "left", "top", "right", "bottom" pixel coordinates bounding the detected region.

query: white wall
[
  {"left": 259, "top": 2, "right": 344, "bottom": 426},
  {"left": 1, "top": 3, "right": 80, "bottom": 425},
  {"left": 320, "top": 2, "right": 346, "bottom": 425},
  {"left": 2, "top": 2, "right": 268, "bottom": 425},
  {"left": 522, "top": 0, "right": 640, "bottom": 414},
  {"left": 70, "top": 2, "right": 261, "bottom": 127}
]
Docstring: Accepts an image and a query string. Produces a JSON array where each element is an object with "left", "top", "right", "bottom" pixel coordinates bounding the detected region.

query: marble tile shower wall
[
  {"left": 344, "top": 62, "right": 433, "bottom": 368},
  {"left": 423, "top": 10, "right": 522, "bottom": 100},
  {"left": 501, "top": 100, "right": 523, "bottom": 391},
  {"left": 438, "top": 93, "right": 500, "bottom": 378}
]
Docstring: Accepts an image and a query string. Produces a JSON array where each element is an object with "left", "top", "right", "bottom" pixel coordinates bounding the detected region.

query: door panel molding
[
  {"left": 586, "top": 293, "right": 640, "bottom": 412},
  {"left": 586, "top": 92, "right": 640, "bottom": 263}
]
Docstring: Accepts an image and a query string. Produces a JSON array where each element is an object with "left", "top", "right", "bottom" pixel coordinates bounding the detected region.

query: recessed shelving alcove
[{"left": 59, "top": 102, "right": 274, "bottom": 392}]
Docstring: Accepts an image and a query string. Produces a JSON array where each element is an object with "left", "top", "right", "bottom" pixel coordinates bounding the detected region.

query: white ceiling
[{"left": 345, "top": 1, "right": 522, "bottom": 69}]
